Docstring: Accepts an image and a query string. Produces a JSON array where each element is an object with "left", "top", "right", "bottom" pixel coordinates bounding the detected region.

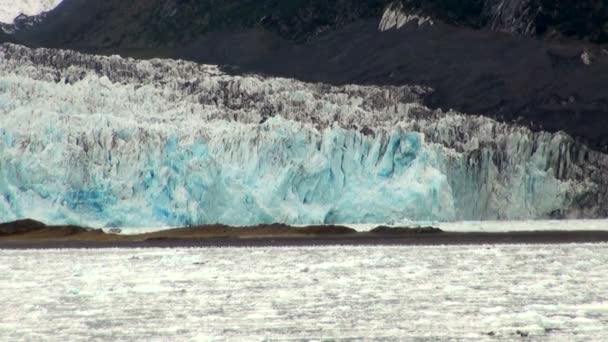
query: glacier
[{"left": 0, "top": 43, "right": 607, "bottom": 228}]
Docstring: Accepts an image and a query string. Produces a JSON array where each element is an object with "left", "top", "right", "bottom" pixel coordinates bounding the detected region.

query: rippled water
[{"left": 1, "top": 244, "right": 608, "bottom": 340}]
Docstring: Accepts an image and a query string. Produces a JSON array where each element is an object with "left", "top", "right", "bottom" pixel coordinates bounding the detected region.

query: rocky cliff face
[{"left": 390, "top": 0, "right": 607, "bottom": 43}]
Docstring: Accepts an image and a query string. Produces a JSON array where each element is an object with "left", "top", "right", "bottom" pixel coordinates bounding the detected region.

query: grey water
[{"left": 1, "top": 244, "right": 607, "bottom": 341}]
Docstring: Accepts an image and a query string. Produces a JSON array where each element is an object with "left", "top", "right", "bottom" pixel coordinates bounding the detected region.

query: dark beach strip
[{"left": 1, "top": 219, "right": 608, "bottom": 249}]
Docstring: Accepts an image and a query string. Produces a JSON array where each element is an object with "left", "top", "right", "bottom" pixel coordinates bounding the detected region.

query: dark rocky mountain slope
[
  {"left": 2, "top": 0, "right": 608, "bottom": 152},
  {"left": 4, "top": 0, "right": 607, "bottom": 46}
]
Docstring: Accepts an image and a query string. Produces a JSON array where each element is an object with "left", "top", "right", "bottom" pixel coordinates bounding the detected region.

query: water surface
[{"left": 1, "top": 244, "right": 607, "bottom": 340}]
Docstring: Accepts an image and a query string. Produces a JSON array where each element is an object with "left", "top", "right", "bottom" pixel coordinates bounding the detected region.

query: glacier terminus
[{"left": 0, "top": 43, "right": 607, "bottom": 228}]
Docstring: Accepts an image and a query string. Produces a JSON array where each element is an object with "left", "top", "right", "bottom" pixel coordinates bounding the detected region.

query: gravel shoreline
[
  {"left": 2, "top": 219, "right": 608, "bottom": 249},
  {"left": 3, "top": 232, "right": 608, "bottom": 249}
]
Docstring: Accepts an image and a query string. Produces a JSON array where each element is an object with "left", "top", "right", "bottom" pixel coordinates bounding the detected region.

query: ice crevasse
[{"left": 0, "top": 43, "right": 606, "bottom": 228}]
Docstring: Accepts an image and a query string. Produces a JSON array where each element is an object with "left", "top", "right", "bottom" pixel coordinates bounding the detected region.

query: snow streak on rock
[
  {"left": 379, "top": 3, "right": 434, "bottom": 32},
  {"left": 481, "top": 0, "right": 538, "bottom": 35},
  {"left": 0, "top": 43, "right": 606, "bottom": 227}
]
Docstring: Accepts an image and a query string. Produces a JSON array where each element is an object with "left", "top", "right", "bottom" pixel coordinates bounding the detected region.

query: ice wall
[{"left": 0, "top": 43, "right": 606, "bottom": 227}]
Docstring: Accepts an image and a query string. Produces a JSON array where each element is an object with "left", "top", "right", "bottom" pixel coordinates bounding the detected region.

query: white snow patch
[
  {"left": 0, "top": 0, "right": 62, "bottom": 24},
  {"left": 581, "top": 50, "right": 593, "bottom": 65}
]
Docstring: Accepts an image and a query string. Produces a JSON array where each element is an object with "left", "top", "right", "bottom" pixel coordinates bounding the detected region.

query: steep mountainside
[
  {"left": 4, "top": 0, "right": 607, "bottom": 46},
  {"left": 395, "top": 0, "right": 607, "bottom": 43},
  {"left": 1, "top": 0, "right": 607, "bottom": 154}
]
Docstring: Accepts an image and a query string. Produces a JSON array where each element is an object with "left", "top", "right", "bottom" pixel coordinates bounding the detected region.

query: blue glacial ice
[
  {"left": 0, "top": 43, "right": 606, "bottom": 227},
  {"left": 0, "top": 113, "right": 457, "bottom": 227}
]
